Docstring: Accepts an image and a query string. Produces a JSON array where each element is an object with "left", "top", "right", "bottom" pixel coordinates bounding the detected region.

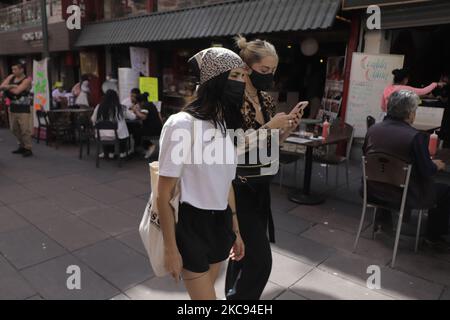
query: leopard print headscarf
[{"left": 189, "top": 48, "right": 245, "bottom": 85}]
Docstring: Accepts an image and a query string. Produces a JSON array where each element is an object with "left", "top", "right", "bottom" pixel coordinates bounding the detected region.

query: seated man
[
  {"left": 363, "top": 90, "right": 450, "bottom": 251},
  {"left": 52, "top": 82, "right": 68, "bottom": 109},
  {"left": 122, "top": 88, "right": 140, "bottom": 119}
]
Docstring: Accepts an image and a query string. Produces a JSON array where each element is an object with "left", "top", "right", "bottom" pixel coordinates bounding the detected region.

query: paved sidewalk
[{"left": 0, "top": 128, "right": 449, "bottom": 300}]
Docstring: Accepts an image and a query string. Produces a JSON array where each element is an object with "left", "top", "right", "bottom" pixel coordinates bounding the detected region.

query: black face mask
[
  {"left": 222, "top": 79, "right": 245, "bottom": 108},
  {"left": 250, "top": 69, "right": 274, "bottom": 91}
]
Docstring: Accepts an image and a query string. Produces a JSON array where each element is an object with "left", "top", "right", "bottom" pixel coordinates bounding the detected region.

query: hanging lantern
[{"left": 301, "top": 38, "right": 319, "bottom": 56}]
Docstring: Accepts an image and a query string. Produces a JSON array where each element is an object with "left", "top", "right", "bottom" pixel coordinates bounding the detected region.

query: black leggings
[{"left": 225, "top": 180, "right": 273, "bottom": 300}]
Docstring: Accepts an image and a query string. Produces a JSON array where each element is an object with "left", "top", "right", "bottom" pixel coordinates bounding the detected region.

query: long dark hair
[
  {"left": 183, "top": 71, "right": 243, "bottom": 133},
  {"left": 97, "top": 90, "right": 124, "bottom": 121}
]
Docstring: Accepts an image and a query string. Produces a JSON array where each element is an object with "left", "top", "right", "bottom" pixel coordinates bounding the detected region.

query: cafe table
[
  {"left": 284, "top": 123, "right": 353, "bottom": 205},
  {"left": 47, "top": 108, "right": 93, "bottom": 114}
]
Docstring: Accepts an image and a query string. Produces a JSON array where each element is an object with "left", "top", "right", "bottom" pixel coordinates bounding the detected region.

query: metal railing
[{"left": 0, "top": 0, "right": 63, "bottom": 33}]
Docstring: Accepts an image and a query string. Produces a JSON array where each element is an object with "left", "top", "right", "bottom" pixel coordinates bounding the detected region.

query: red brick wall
[{"left": 158, "top": 0, "right": 234, "bottom": 11}]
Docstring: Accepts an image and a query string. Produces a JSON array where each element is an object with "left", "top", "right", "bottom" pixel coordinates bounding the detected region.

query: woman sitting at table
[
  {"left": 91, "top": 89, "right": 129, "bottom": 159},
  {"left": 127, "top": 93, "right": 163, "bottom": 159}
]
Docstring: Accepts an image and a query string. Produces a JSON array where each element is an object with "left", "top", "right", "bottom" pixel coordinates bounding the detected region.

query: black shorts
[{"left": 176, "top": 203, "right": 236, "bottom": 274}]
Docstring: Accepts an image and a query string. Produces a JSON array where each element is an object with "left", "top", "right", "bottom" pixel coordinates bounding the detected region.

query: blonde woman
[{"left": 226, "top": 36, "right": 306, "bottom": 300}]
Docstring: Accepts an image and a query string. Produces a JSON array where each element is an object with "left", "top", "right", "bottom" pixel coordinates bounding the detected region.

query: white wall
[{"left": 364, "top": 30, "right": 392, "bottom": 54}]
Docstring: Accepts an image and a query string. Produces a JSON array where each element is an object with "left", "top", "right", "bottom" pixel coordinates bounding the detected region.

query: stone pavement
[{"left": 0, "top": 128, "right": 449, "bottom": 300}]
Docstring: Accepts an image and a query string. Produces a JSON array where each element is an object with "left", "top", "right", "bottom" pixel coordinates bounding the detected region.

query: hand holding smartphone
[{"left": 290, "top": 101, "right": 309, "bottom": 119}]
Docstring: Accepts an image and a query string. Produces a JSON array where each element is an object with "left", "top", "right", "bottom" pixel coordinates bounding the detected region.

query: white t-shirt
[
  {"left": 158, "top": 112, "right": 237, "bottom": 211},
  {"left": 91, "top": 104, "right": 130, "bottom": 140},
  {"left": 75, "top": 80, "right": 90, "bottom": 107},
  {"left": 121, "top": 97, "right": 138, "bottom": 120},
  {"left": 52, "top": 89, "right": 66, "bottom": 101}
]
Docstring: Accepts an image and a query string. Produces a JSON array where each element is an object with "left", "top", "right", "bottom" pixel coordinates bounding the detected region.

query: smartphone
[{"left": 291, "top": 101, "right": 309, "bottom": 118}]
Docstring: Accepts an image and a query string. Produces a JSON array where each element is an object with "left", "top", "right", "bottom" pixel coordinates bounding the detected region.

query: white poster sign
[
  {"left": 118, "top": 68, "right": 140, "bottom": 103},
  {"left": 130, "top": 47, "right": 150, "bottom": 77},
  {"left": 345, "top": 53, "right": 404, "bottom": 138}
]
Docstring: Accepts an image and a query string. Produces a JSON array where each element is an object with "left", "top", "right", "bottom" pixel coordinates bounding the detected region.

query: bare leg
[
  {"left": 209, "top": 263, "right": 222, "bottom": 284},
  {"left": 183, "top": 269, "right": 216, "bottom": 300}
]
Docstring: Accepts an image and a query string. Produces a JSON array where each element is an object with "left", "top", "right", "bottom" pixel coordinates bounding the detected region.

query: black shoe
[
  {"left": 12, "top": 147, "right": 26, "bottom": 154},
  {"left": 22, "top": 150, "right": 33, "bottom": 158}
]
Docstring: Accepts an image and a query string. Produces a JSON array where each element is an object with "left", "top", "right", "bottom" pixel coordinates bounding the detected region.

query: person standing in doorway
[
  {"left": 0, "top": 61, "right": 33, "bottom": 157},
  {"left": 380, "top": 68, "right": 445, "bottom": 118},
  {"left": 72, "top": 74, "right": 91, "bottom": 108}
]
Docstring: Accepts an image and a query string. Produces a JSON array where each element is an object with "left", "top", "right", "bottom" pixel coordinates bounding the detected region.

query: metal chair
[
  {"left": 353, "top": 153, "right": 425, "bottom": 268},
  {"left": 35, "top": 110, "right": 73, "bottom": 147},
  {"left": 367, "top": 116, "right": 376, "bottom": 130},
  {"left": 76, "top": 114, "right": 93, "bottom": 160},
  {"left": 94, "top": 121, "right": 125, "bottom": 168},
  {"left": 314, "top": 122, "right": 355, "bottom": 188},
  {"left": 278, "top": 152, "right": 302, "bottom": 188},
  {"left": 36, "top": 110, "right": 50, "bottom": 145}
]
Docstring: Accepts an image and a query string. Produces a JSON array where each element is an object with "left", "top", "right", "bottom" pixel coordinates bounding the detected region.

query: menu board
[{"left": 345, "top": 53, "right": 404, "bottom": 138}]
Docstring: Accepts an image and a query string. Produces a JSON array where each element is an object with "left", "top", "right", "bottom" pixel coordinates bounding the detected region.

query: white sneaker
[
  {"left": 120, "top": 152, "right": 127, "bottom": 159},
  {"left": 144, "top": 145, "right": 156, "bottom": 159},
  {"left": 99, "top": 153, "right": 105, "bottom": 159}
]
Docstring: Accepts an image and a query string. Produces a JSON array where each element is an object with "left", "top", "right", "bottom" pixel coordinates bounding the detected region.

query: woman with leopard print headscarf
[{"left": 157, "top": 47, "right": 246, "bottom": 300}]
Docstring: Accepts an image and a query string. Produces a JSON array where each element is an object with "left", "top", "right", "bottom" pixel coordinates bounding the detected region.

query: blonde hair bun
[
  {"left": 234, "top": 34, "right": 278, "bottom": 67},
  {"left": 235, "top": 35, "right": 248, "bottom": 50}
]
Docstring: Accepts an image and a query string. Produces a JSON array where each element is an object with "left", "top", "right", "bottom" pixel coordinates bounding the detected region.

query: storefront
[
  {"left": 76, "top": 0, "right": 352, "bottom": 118},
  {"left": 0, "top": 0, "right": 104, "bottom": 102},
  {"left": 339, "top": 0, "right": 450, "bottom": 142},
  {"left": 0, "top": 21, "right": 78, "bottom": 92}
]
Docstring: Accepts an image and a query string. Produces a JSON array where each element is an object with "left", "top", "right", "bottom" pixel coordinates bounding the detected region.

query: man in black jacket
[{"left": 363, "top": 90, "right": 450, "bottom": 251}]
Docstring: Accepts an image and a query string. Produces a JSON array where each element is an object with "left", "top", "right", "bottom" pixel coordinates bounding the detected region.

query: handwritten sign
[
  {"left": 345, "top": 53, "right": 404, "bottom": 138},
  {"left": 130, "top": 47, "right": 150, "bottom": 77},
  {"left": 32, "top": 58, "right": 50, "bottom": 111},
  {"left": 139, "top": 77, "right": 159, "bottom": 102}
]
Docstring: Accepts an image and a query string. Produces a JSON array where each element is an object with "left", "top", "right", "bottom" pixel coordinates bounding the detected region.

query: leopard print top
[{"left": 241, "top": 91, "right": 276, "bottom": 130}]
